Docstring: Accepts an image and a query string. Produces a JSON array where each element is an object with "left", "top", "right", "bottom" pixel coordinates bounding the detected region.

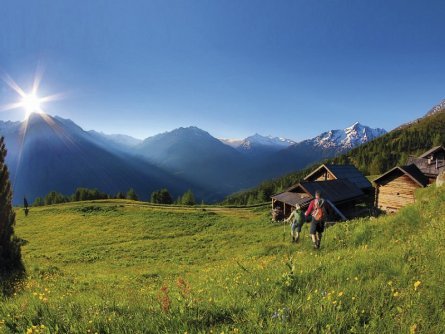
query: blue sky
[{"left": 1, "top": 0, "right": 445, "bottom": 140}]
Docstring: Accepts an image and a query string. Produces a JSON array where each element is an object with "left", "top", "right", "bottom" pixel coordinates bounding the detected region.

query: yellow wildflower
[
  {"left": 338, "top": 291, "right": 344, "bottom": 297},
  {"left": 393, "top": 291, "right": 400, "bottom": 297},
  {"left": 414, "top": 280, "right": 421, "bottom": 291}
]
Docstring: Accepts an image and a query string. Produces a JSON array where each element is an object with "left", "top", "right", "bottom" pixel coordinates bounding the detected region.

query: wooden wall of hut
[
  {"left": 375, "top": 175, "right": 420, "bottom": 213},
  {"left": 313, "top": 171, "right": 336, "bottom": 182}
]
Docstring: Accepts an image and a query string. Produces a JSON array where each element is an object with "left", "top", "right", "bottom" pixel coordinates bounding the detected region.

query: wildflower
[
  {"left": 158, "top": 283, "right": 171, "bottom": 313},
  {"left": 338, "top": 291, "right": 344, "bottom": 297},
  {"left": 414, "top": 280, "right": 421, "bottom": 291},
  {"left": 393, "top": 291, "right": 400, "bottom": 297},
  {"left": 177, "top": 277, "right": 191, "bottom": 298},
  {"left": 410, "top": 324, "right": 418, "bottom": 334}
]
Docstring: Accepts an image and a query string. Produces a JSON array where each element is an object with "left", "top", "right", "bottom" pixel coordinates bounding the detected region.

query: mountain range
[
  {"left": 224, "top": 99, "right": 445, "bottom": 205},
  {"left": 0, "top": 113, "right": 386, "bottom": 204}
]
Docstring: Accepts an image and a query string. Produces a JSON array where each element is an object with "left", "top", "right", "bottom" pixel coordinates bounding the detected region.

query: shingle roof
[
  {"left": 272, "top": 179, "right": 364, "bottom": 207},
  {"left": 418, "top": 146, "right": 445, "bottom": 159},
  {"left": 373, "top": 164, "right": 429, "bottom": 187},
  {"left": 304, "top": 164, "right": 372, "bottom": 190},
  {"left": 271, "top": 191, "right": 312, "bottom": 207},
  {"left": 299, "top": 179, "right": 364, "bottom": 203}
]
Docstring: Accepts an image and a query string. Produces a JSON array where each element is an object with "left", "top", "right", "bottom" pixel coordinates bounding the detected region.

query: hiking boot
[
  {"left": 313, "top": 242, "right": 318, "bottom": 249},
  {"left": 295, "top": 235, "right": 300, "bottom": 243}
]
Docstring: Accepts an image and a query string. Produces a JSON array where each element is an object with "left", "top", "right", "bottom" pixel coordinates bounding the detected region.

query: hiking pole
[{"left": 283, "top": 218, "right": 287, "bottom": 242}]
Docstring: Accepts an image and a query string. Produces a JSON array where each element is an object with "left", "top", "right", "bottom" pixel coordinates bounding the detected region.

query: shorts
[
  {"left": 291, "top": 220, "right": 304, "bottom": 233},
  {"left": 310, "top": 218, "right": 325, "bottom": 235}
]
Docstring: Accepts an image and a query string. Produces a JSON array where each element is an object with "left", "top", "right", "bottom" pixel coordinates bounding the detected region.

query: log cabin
[
  {"left": 373, "top": 164, "right": 428, "bottom": 213},
  {"left": 406, "top": 146, "right": 445, "bottom": 184}
]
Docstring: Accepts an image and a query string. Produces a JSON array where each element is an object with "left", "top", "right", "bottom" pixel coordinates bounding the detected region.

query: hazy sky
[{"left": 1, "top": 0, "right": 445, "bottom": 140}]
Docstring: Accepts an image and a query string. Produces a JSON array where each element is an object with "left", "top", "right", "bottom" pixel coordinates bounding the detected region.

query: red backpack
[{"left": 313, "top": 199, "right": 325, "bottom": 221}]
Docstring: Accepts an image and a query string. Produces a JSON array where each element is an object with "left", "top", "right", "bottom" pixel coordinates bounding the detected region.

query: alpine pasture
[{"left": 1, "top": 186, "right": 444, "bottom": 333}]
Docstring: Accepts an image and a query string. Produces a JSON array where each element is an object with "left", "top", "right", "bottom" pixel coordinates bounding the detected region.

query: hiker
[
  {"left": 305, "top": 190, "right": 327, "bottom": 249},
  {"left": 24, "top": 196, "right": 29, "bottom": 217},
  {"left": 285, "top": 205, "right": 305, "bottom": 243}
]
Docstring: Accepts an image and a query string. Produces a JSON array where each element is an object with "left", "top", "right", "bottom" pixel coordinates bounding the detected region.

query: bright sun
[
  {"left": 21, "top": 93, "right": 42, "bottom": 118},
  {"left": 0, "top": 70, "right": 65, "bottom": 120}
]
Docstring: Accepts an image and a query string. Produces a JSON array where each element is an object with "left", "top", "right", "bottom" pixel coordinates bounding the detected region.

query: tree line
[{"left": 32, "top": 187, "right": 197, "bottom": 206}]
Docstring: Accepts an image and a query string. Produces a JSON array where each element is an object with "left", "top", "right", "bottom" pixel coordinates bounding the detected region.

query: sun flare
[
  {"left": 0, "top": 68, "right": 66, "bottom": 120},
  {"left": 21, "top": 93, "right": 42, "bottom": 118}
]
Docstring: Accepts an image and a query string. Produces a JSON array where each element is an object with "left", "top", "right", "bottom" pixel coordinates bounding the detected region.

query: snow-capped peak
[
  {"left": 220, "top": 133, "right": 296, "bottom": 150},
  {"left": 307, "top": 122, "right": 386, "bottom": 150},
  {"left": 238, "top": 134, "right": 296, "bottom": 150}
]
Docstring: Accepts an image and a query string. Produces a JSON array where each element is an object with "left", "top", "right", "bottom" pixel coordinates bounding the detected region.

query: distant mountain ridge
[
  {"left": 305, "top": 122, "right": 386, "bottom": 151},
  {"left": 236, "top": 134, "right": 296, "bottom": 150},
  {"left": 0, "top": 113, "right": 199, "bottom": 204},
  {"left": 426, "top": 99, "right": 445, "bottom": 117},
  {"left": 219, "top": 123, "right": 385, "bottom": 158},
  {"left": 0, "top": 114, "right": 386, "bottom": 204},
  {"left": 89, "top": 131, "right": 142, "bottom": 147},
  {"left": 135, "top": 126, "right": 252, "bottom": 200}
]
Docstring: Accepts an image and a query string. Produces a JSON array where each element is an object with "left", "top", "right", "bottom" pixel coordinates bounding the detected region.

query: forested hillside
[{"left": 224, "top": 108, "right": 445, "bottom": 205}]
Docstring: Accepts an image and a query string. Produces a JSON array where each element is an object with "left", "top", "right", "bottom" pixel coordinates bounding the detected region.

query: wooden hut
[
  {"left": 406, "top": 146, "right": 445, "bottom": 184},
  {"left": 373, "top": 164, "right": 428, "bottom": 213}
]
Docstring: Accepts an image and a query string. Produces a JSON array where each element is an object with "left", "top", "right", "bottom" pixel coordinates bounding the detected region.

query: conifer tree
[
  {"left": 0, "top": 137, "right": 24, "bottom": 277},
  {"left": 127, "top": 188, "right": 138, "bottom": 201},
  {"left": 180, "top": 189, "right": 196, "bottom": 206},
  {"left": 33, "top": 197, "right": 44, "bottom": 207}
]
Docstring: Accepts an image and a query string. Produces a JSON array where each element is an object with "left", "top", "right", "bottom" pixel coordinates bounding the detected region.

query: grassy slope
[{"left": 1, "top": 187, "right": 444, "bottom": 333}]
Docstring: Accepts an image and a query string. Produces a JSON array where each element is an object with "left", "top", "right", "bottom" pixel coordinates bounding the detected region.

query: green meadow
[{"left": 1, "top": 187, "right": 444, "bottom": 333}]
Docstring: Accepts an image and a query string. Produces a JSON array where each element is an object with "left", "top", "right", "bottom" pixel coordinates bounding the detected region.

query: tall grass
[{"left": 1, "top": 187, "right": 444, "bottom": 333}]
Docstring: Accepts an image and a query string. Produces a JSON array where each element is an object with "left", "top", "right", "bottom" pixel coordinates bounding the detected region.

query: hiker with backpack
[
  {"left": 305, "top": 190, "right": 327, "bottom": 249},
  {"left": 24, "top": 196, "right": 29, "bottom": 217},
  {"left": 285, "top": 205, "right": 305, "bottom": 243}
]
